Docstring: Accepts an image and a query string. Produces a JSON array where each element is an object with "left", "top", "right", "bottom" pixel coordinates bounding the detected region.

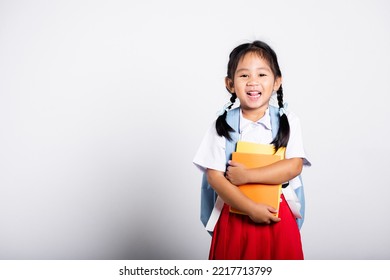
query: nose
[{"left": 247, "top": 77, "right": 259, "bottom": 86}]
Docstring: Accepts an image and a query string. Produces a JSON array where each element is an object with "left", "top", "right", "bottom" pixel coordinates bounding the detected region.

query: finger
[
  {"left": 228, "top": 160, "right": 240, "bottom": 167},
  {"left": 267, "top": 206, "right": 278, "bottom": 213}
]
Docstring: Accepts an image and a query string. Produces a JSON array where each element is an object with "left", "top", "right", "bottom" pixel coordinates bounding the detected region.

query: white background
[{"left": 1, "top": 0, "right": 389, "bottom": 260}]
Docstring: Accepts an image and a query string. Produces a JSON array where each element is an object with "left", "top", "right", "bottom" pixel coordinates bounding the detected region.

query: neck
[{"left": 242, "top": 108, "right": 267, "bottom": 122}]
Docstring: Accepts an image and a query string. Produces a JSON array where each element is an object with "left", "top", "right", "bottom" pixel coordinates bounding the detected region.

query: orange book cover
[
  {"left": 236, "top": 141, "right": 285, "bottom": 157},
  {"left": 229, "top": 151, "right": 283, "bottom": 216}
]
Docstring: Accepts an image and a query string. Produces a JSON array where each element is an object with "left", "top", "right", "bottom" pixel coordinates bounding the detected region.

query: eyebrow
[{"left": 236, "top": 67, "right": 271, "bottom": 72}]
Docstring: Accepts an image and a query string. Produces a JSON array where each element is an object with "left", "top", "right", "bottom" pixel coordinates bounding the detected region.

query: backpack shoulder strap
[
  {"left": 269, "top": 105, "right": 280, "bottom": 139},
  {"left": 225, "top": 107, "right": 240, "bottom": 159}
]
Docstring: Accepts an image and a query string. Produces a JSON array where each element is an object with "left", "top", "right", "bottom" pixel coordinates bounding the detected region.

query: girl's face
[{"left": 226, "top": 52, "right": 281, "bottom": 121}]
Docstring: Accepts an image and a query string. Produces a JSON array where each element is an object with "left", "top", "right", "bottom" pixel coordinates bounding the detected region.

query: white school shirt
[{"left": 193, "top": 107, "right": 311, "bottom": 188}]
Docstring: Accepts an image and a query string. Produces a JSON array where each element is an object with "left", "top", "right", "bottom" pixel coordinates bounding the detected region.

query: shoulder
[
  {"left": 285, "top": 109, "right": 299, "bottom": 120},
  {"left": 284, "top": 110, "right": 310, "bottom": 165},
  {"left": 286, "top": 110, "right": 301, "bottom": 127},
  {"left": 193, "top": 119, "right": 227, "bottom": 172},
  {"left": 201, "top": 120, "right": 226, "bottom": 148},
  {"left": 286, "top": 110, "right": 304, "bottom": 144}
]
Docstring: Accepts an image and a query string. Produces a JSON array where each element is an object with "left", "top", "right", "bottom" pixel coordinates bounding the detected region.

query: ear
[
  {"left": 225, "top": 77, "right": 235, "bottom": 93},
  {"left": 273, "top": 76, "right": 282, "bottom": 92}
]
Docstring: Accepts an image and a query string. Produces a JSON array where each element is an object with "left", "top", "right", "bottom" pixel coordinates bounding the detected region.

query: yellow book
[
  {"left": 229, "top": 141, "right": 285, "bottom": 216},
  {"left": 236, "top": 141, "right": 285, "bottom": 157}
]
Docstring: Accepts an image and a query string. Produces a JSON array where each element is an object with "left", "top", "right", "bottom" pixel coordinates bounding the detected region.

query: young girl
[{"left": 193, "top": 40, "right": 310, "bottom": 260}]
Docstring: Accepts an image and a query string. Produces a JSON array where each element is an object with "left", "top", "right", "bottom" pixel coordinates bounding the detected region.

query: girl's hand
[
  {"left": 248, "top": 203, "right": 281, "bottom": 224},
  {"left": 226, "top": 160, "right": 249, "bottom": 185}
]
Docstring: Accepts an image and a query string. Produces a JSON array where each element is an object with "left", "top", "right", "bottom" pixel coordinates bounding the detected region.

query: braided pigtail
[
  {"left": 271, "top": 85, "right": 290, "bottom": 151},
  {"left": 215, "top": 93, "right": 237, "bottom": 141}
]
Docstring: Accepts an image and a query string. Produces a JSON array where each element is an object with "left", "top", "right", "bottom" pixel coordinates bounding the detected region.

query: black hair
[{"left": 215, "top": 40, "right": 290, "bottom": 152}]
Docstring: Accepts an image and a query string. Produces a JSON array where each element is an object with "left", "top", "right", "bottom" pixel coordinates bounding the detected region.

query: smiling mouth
[{"left": 247, "top": 91, "right": 261, "bottom": 97}]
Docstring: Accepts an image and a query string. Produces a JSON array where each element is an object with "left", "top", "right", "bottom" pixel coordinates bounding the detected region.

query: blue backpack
[{"left": 200, "top": 106, "right": 305, "bottom": 232}]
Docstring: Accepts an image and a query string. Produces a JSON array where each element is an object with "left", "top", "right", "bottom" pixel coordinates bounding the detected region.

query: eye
[
  {"left": 259, "top": 73, "right": 267, "bottom": 77},
  {"left": 240, "top": 74, "right": 249, "bottom": 78}
]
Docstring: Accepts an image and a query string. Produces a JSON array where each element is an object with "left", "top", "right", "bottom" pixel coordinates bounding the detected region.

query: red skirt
[{"left": 209, "top": 194, "right": 304, "bottom": 260}]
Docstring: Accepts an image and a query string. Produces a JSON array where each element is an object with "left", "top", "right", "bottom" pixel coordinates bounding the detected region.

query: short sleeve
[
  {"left": 285, "top": 112, "right": 311, "bottom": 167},
  {"left": 193, "top": 121, "right": 227, "bottom": 173}
]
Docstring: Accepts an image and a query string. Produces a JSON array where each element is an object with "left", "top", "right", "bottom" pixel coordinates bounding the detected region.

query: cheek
[
  {"left": 267, "top": 80, "right": 278, "bottom": 90},
  {"left": 233, "top": 81, "right": 245, "bottom": 91}
]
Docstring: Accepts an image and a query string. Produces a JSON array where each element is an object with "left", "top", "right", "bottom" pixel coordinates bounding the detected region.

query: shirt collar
[{"left": 239, "top": 107, "right": 272, "bottom": 133}]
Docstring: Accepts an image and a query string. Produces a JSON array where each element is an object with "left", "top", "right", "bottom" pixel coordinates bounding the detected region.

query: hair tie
[
  {"left": 216, "top": 101, "right": 233, "bottom": 116},
  {"left": 279, "top": 102, "right": 288, "bottom": 116}
]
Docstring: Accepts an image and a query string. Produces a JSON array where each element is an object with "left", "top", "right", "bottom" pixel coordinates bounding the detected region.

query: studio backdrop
[{"left": 1, "top": 0, "right": 389, "bottom": 259}]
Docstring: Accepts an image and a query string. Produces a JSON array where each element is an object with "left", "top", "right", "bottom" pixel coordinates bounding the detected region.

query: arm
[
  {"left": 207, "top": 169, "right": 281, "bottom": 224},
  {"left": 226, "top": 157, "right": 303, "bottom": 186}
]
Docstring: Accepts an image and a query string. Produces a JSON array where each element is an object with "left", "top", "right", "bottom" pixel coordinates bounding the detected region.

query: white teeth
[{"left": 247, "top": 91, "right": 261, "bottom": 96}]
